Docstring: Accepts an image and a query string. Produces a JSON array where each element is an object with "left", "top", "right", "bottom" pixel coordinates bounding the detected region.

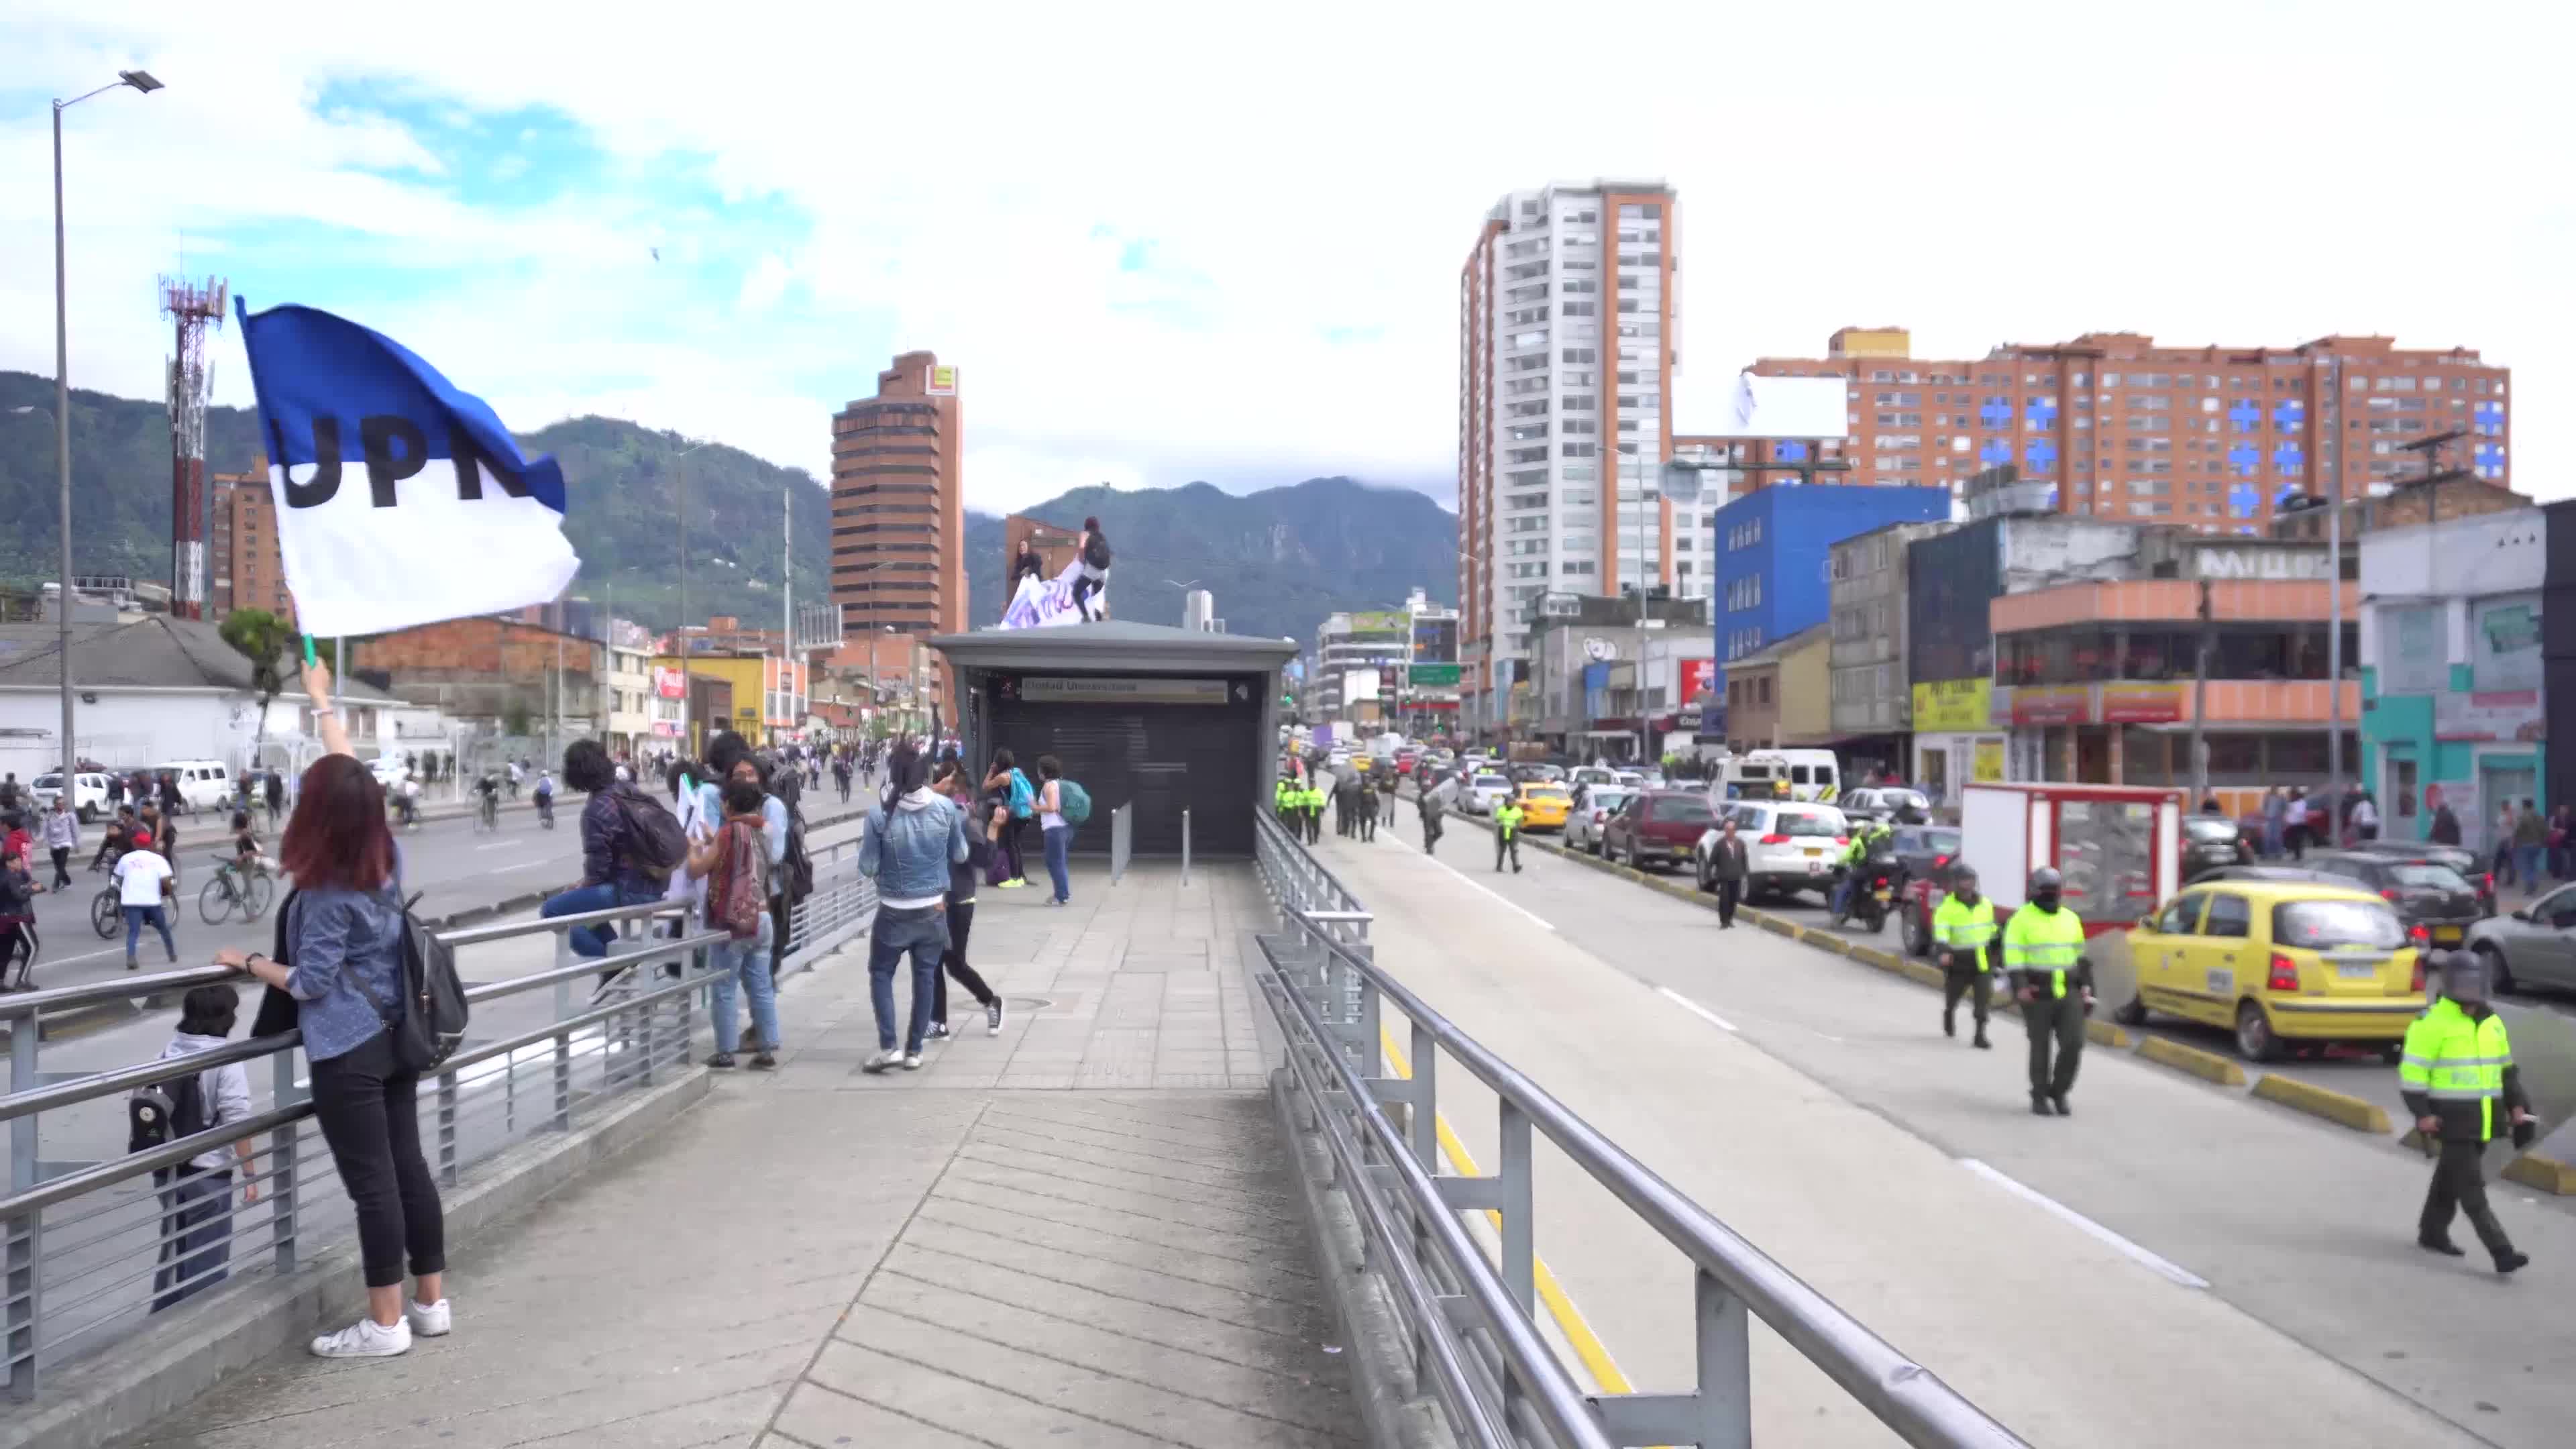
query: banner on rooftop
[{"left": 232, "top": 299, "right": 581, "bottom": 637}]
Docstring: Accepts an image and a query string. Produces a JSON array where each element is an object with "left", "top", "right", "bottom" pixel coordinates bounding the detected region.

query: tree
[{"left": 219, "top": 608, "right": 295, "bottom": 774}]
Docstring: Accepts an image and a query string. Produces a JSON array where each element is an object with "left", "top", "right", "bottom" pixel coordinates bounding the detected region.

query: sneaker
[
  {"left": 750, "top": 1051, "right": 777, "bottom": 1070},
  {"left": 902, "top": 1052, "right": 923, "bottom": 1071},
  {"left": 311, "top": 1316, "right": 411, "bottom": 1359},
  {"left": 998, "top": 877, "right": 1026, "bottom": 889},
  {"left": 986, "top": 999, "right": 1006, "bottom": 1036},
  {"left": 862, "top": 1048, "right": 904, "bottom": 1074},
  {"left": 926, "top": 1021, "right": 952, "bottom": 1042},
  {"left": 125, "top": 957, "right": 138, "bottom": 971},
  {"left": 406, "top": 1298, "right": 451, "bottom": 1338},
  {"left": 705, "top": 1052, "right": 738, "bottom": 1069}
]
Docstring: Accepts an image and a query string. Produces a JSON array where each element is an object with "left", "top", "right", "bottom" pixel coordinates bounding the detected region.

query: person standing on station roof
[
  {"left": 2003, "top": 866, "right": 2090, "bottom": 1116},
  {"left": 2400, "top": 952, "right": 2532, "bottom": 1274},
  {"left": 1931, "top": 865, "right": 1996, "bottom": 1049}
]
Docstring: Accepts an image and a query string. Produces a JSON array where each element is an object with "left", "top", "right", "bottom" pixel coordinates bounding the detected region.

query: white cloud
[{"left": 0, "top": 0, "right": 2566, "bottom": 526}]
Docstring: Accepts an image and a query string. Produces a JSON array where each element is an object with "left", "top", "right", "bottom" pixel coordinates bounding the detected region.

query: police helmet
[{"left": 2028, "top": 866, "right": 2063, "bottom": 900}]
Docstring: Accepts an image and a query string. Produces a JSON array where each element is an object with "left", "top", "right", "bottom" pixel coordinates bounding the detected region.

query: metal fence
[
  {"left": 1249, "top": 809, "right": 2028, "bottom": 1449},
  {"left": 1109, "top": 802, "right": 1134, "bottom": 885},
  {"left": 3, "top": 831, "right": 883, "bottom": 1405}
]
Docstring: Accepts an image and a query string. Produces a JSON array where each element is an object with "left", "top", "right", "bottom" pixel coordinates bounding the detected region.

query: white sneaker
[
  {"left": 311, "top": 1316, "right": 411, "bottom": 1359},
  {"left": 862, "top": 1048, "right": 904, "bottom": 1074},
  {"left": 902, "top": 1052, "right": 924, "bottom": 1071},
  {"left": 407, "top": 1298, "right": 451, "bottom": 1338}
]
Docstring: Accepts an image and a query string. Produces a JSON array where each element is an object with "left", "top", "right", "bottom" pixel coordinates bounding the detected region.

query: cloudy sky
[{"left": 2, "top": 2, "right": 2564, "bottom": 516}]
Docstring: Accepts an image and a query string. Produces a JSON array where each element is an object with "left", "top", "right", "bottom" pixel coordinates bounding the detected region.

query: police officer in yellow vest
[
  {"left": 1493, "top": 796, "right": 1525, "bottom": 874},
  {"left": 1275, "top": 773, "right": 1296, "bottom": 826},
  {"left": 1305, "top": 777, "right": 1327, "bottom": 844},
  {"left": 1931, "top": 865, "right": 1996, "bottom": 1049},
  {"left": 2002, "top": 866, "right": 2091, "bottom": 1116},
  {"left": 2401, "top": 951, "right": 2532, "bottom": 1273}
]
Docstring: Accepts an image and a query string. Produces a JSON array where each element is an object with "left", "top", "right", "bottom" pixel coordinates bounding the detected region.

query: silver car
[
  {"left": 2465, "top": 883, "right": 2576, "bottom": 996},
  {"left": 1565, "top": 786, "right": 1636, "bottom": 854}
]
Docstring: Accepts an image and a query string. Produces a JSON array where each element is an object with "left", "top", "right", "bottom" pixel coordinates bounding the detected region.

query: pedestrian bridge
[{"left": 7, "top": 802, "right": 2546, "bottom": 1448}]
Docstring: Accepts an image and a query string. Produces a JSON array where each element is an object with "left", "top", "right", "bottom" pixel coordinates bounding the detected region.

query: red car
[{"left": 1601, "top": 790, "right": 1720, "bottom": 873}]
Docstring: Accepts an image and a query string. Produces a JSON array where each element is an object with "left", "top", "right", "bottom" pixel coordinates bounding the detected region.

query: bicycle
[
  {"left": 91, "top": 883, "right": 118, "bottom": 938},
  {"left": 535, "top": 792, "right": 555, "bottom": 830},
  {"left": 475, "top": 792, "right": 501, "bottom": 833},
  {"left": 199, "top": 861, "right": 276, "bottom": 925}
]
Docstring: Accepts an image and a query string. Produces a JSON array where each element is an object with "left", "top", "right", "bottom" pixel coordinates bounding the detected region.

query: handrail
[{"left": 1250, "top": 807, "right": 2029, "bottom": 1449}]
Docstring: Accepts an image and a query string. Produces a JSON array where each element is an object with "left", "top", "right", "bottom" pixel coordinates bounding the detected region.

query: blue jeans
[
  {"left": 708, "top": 916, "right": 779, "bottom": 1053},
  {"left": 1831, "top": 871, "right": 1857, "bottom": 917},
  {"left": 869, "top": 905, "right": 949, "bottom": 1053},
  {"left": 123, "top": 904, "right": 175, "bottom": 961},
  {"left": 543, "top": 881, "right": 658, "bottom": 957},
  {"left": 1043, "top": 824, "right": 1073, "bottom": 903},
  {"left": 2516, "top": 845, "right": 2544, "bottom": 890}
]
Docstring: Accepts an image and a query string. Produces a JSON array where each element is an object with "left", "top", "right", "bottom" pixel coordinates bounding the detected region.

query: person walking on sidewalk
[
  {"left": 1931, "top": 865, "right": 1996, "bottom": 1049},
  {"left": 1036, "top": 755, "right": 1076, "bottom": 905},
  {"left": 2004, "top": 866, "right": 2091, "bottom": 1116},
  {"left": 1707, "top": 818, "right": 1748, "bottom": 928},
  {"left": 44, "top": 794, "right": 76, "bottom": 892},
  {"left": 1492, "top": 796, "right": 1524, "bottom": 873},
  {"left": 690, "top": 777, "right": 780, "bottom": 1071},
  {"left": 857, "top": 744, "right": 968, "bottom": 1072},
  {"left": 2401, "top": 951, "right": 2532, "bottom": 1274},
  {"left": 1417, "top": 775, "right": 1447, "bottom": 855},
  {"left": 929, "top": 764, "right": 1005, "bottom": 1040},
  {"left": 2512, "top": 799, "right": 2546, "bottom": 892}
]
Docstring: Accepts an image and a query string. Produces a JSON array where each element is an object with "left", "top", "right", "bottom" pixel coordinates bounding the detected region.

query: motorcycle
[{"left": 1829, "top": 853, "right": 1903, "bottom": 934}]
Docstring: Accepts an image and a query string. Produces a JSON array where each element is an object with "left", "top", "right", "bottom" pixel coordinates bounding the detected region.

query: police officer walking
[
  {"left": 2002, "top": 867, "right": 2090, "bottom": 1116},
  {"left": 1493, "top": 796, "right": 1525, "bottom": 874},
  {"left": 2401, "top": 951, "right": 2532, "bottom": 1274},
  {"left": 1931, "top": 866, "right": 1996, "bottom": 1049}
]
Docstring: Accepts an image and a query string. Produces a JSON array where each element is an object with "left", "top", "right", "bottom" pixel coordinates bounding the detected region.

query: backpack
[
  {"left": 704, "top": 820, "right": 769, "bottom": 941},
  {"left": 767, "top": 776, "right": 815, "bottom": 902},
  {"left": 129, "top": 1066, "right": 211, "bottom": 1154},
  {"left": 610, "top": 783, "right": 690, "bottom": 883},
  {"left": 1008, "top": 769, "right": 1036, "bottom": 820},
  {"left": 330, "top": 887, "right": 471, "bottom": 1074},
  {"left": 1057, "top": 780, "right": 1092, "bottom": 826}
]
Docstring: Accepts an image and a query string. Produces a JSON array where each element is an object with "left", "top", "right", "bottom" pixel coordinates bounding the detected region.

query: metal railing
[
  {"left": 1109, "top": 802, "right": 1134, "bottom": 885},
  {"left": 1250, "top": 809, "right": 2027, "bottom": 1449}
]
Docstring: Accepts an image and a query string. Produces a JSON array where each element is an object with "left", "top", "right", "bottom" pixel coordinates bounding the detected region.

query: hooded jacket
[{"left": 860, "top": 786, "right": 969, "bottom": 910}]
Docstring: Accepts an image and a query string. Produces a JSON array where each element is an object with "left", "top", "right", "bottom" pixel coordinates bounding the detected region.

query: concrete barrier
[
  {"left": 2502, "top": 1153, "right": 2576, "bottom": 1196},
  {"left": 2085, "top": 1019, "right": 2133, "bottom": 1049},
  {"left": 1897, "top": 960, "right": 1946, "bottom": 989},
  {"left": 2251, "top": 1074, "right": 2394, "bottom": 1134},
  {"left": 1805, "top": 932, "right": 1852, "bottom": 957},
  {"left": 1847, "top": 945, "right": 1904, "bottom": 974},
  {"left": 2137, "top": 1035, "right": 2251, "bottom": 1087}
]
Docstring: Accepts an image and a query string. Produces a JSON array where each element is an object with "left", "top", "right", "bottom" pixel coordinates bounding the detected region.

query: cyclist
[
  {"left": 534, "top": 767, "right": 557, "bottom": 828},
  {"left": 474, "top": 771, "right": 503, "bottom": 828},
  {"left": 506, "top": 759, "right": 524, "bottom": 799},
  {"left": 395, "top": 772, "right": 422, "bottom": 829},
  {"left": 224, "top": 810, "right": 262, "bottom": 890}
]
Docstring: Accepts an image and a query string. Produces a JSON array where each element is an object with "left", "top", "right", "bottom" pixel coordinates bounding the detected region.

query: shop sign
[
  {"left": 2010, "top": 686, "right": 2090, "bottom": 726},
  {"left": 1972, "top": 739, "right": 2006, "bottom": 782},
  {"left": 2434, "top": 689, "right": 2544, "bottom": 743},
  {"left": 1911, "top": 678, "right": 1992, "bottom": 733},
  {"left": 2099, "top": 682, "right": 2185, "bottom": 724}
]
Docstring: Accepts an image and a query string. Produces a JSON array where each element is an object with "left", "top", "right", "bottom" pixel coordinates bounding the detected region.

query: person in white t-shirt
[{"left": 115, "top": 830, "right": 179, "bottom": 970}]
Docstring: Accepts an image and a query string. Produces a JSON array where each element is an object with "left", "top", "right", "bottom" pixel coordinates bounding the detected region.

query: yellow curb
[
  {"left": 2136, "top": 1035, "right": 2249, "bottom": 1087},
  {"left": 1898, "top": 960, "right": 1947, "bottom": 989},
  {"left": 2503, "top": 1154, "right": 2576, "bottom": 1195},
  {"left": 2249, "top": 1074, "right": 2392, "bottom": 1133},
  {"left": 1760, "top": 916, "right": 1799, "bottom": 938},
  {"left": 1848, "top": 945, "right": 1904, "bottom": 973},
  {"left": 2085, "top": 1019, "right": 2133, "bottom": 1049},
  {"left": 1806, "top": 933, "right": 1852, "bottom": 957}
]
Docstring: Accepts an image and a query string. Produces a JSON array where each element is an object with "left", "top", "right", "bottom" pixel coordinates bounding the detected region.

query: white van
[
  {"left": 153, "top": 760, "right": 237, "bottom": 814},
  {"left": 31, "top": 771, "right": 112, "bottom": 822},
  {"left": 1718, "top": 749, "right": 1841, "bottom": 803}
]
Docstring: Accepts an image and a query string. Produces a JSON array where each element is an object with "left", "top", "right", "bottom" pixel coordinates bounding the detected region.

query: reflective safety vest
[
  {"left": 1495, "top": 804, "right": 1525, "bottom": 839},
  {"left": 2400, "top": 998, "right": 2513, "bottom": 1142},
  {"left": 1276, "top": 780, "right": 1296, "bottom": 810},
  {"left": 2001, "top": 903, "right": 2086, "bottom": 996},
  {"left": 1843, "top": 827, "right": 1889, "bottom": 868},
  {"left": 1931, "top": 894, "right": 1998, "bottom": 969}
]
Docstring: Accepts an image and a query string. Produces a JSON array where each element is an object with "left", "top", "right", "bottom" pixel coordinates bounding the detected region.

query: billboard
[
  {"left": 1344, "top": 667, "right": 1382, "bottom": 703},
  {"left": 926, "top": 364, "right": 959, "bottom": 396},
  {"left": 1678, "top": 657, "right": 1715, "bottom": 704},
  {"left": 1411, "top": 663, "right": 1462, "bottom": 688},
  {"left": 653, "top": 666, "right": 686, "bottom": 700},
  {"left": 1350, "top": 610, "right": 1407, "bottom": 637},
  {"left": 1717, "top": 374, "right": 1849, "bottom": 441},
  {"left": 1911, "top": 678, "right": 1992, "bottom": 733}
]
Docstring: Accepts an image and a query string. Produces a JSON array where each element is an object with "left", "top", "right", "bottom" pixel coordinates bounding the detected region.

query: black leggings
[
  {"left": 1, "top": 922, "right": 34, "bottom": 985},
  {"left": 310, "top": 1031, "right": 445, "bottom": 1289},
  {"left": 1071, "top": 567, "right": 1108, "bottom": 620},
  {"left": 934, "top": 896, "right": 996, "bottom": 1022}
]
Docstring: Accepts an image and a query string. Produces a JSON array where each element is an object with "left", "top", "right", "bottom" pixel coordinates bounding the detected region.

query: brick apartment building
[
  {"left": 208, "top": 460, "right": 291, "bottom": 621},
  {"left": 1722, "top": 327, "right": 2508, "bottom": 532},
  {"left": 359, "top": 616, "right": 604, "bottom": 727},
  {"left": 831, "top": 352, "right": 964, "bottom": 712}
]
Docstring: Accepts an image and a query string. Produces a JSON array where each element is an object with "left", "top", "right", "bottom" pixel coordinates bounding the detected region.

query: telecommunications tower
[{"left": 161, "top": 275, "right": 227, "bottom": 620}]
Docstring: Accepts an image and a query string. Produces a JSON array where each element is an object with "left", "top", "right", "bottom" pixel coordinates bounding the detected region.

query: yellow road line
[{"left": 1379, "top": 1028, "right": 1636, "bottom": 1397}]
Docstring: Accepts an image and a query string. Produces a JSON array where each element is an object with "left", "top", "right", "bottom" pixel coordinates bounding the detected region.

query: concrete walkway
[{"left": 111, "top": 863, "right": 1358, "bottom": 1449}]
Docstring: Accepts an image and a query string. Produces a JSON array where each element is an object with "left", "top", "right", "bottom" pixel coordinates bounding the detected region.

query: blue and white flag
[{"left": 232, "top": 299, "right": 580, "bottom": 637}]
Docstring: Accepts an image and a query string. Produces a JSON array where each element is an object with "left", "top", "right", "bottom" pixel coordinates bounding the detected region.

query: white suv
[
  {"left": 1696, "top": 799, "right": 1851, "bottom": 902},
  {"left": 31, "top": 771, "right": 112, "bottom": 822},
  {"left": 1462, "top": 771, "right": 1513, "bottom": 816}
]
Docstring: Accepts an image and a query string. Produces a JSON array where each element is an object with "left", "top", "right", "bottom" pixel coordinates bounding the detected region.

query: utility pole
[{"left": 2188, "top": 578, "right": 2212, "bottom": 806}]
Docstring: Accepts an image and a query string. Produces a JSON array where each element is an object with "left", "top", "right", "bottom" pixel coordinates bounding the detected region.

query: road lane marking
[
  {"left": 476, "top": 841, "right": 521, "bottom": 852},
  {"left": 490, "top": 861, "right": 543, "bottom": 873},
  {"left": 1379, "top": 1028, "right": 1633, "bottom": 1397},
  {"left": 1420, "top": 851, "right": 1558, "bottom": 933},
  {"left": 1958, "top": 1158, "right": 2209, "bottom": 1289},
  {"left": 1658, "top": 987, "right": 1737, "bottom": 1032}
]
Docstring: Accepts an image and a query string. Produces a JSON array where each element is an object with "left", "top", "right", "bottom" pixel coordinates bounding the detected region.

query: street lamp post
[
  {"left": 48, "top": 68, "right": 162, "bottom": 783},
  {"left": 671, "top": 438, "right": 714, "bottom": 749}
]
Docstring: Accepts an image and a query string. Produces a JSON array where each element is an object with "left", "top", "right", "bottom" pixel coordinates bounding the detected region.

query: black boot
[
  {"left": 2496, "top": 1249, "right": 2530, "bottom": 1275},
  {"left": 2051, "top": 1093, "right": 2072, "bottom": 1117},
  {"left": 2417, "top": 1235, "right": 2465, "bottom": 1256},
  {"left": 2031, "top": 1095, "right": 2053, "bottom": 1116},
  {"left": 1973, "top": 1028, "right": 1991, "bottom": 1050},
  {"left": 1943, "top": 1012, "right": 1955, "bottom": 1038}
]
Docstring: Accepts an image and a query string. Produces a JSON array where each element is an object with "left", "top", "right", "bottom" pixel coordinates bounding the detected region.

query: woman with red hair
[{"left": 219, "top": 657, "right": 447, "bottom": 1360}]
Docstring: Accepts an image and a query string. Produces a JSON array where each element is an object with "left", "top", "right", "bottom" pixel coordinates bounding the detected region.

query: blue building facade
[{"left": 1711, "top": 484, "right": 1952, "bottom": 664}]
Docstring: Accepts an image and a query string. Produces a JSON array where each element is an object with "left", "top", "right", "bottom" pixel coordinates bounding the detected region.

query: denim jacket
[{"left": 859, "top": 788, "right": 967, "bottom": 910}]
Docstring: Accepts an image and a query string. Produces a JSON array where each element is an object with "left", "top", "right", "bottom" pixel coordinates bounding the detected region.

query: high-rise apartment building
[
  {"left": 1458, "top": 180, "right": 1682, "bottom": 731},
  {"left": 831, "top": 352, "right": 964, "bottom": 712},
  {"left": 1731, "top": 328, "right": 2508, "bottom": 530},
  {"left": 208, "top": 459, "right": 291, "bottom": 622}
]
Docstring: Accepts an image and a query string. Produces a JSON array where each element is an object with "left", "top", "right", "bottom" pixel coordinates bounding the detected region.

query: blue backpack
[
  {"left": 1008, "top": 769, "right": 1036, "bottom": 820},
  {"left": 1057, "top": 780, "right": 1092, "bottom": 826}
]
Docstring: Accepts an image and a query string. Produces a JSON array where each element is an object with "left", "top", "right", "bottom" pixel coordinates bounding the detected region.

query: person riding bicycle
[
  {"left": 475, "top": 771, "right": 503, "bottom": 826},
  {"left": 225, "top": 810, "right": 261, "bottom": 885},
  {"left": 91, "top": 805, "right": 138, "bottom": 871},
  {"left": 1831, "top": 818, "right": 1897, "bottom": 920},
  {"left": 533, "top": 768, "right": 557, "bottom": 827}
]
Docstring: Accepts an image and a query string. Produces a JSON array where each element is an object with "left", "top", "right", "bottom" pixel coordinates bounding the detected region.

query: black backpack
[
  {"left": 322, "top": 889, "right": 471, "bottom": 1074},
  {"left": 130, "top": 1066, "right": 212, "bottom": 1154},
  {"left": 610, "top": 784, "right": 690, "bottom": 883}
]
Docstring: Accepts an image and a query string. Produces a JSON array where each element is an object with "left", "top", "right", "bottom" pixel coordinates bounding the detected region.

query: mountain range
[{"left": 0, "top": 370, "right": 1454, "bottom": 648}]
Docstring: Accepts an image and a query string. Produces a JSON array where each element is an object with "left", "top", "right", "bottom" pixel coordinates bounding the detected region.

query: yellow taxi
[
  {"left": 2116, "top": 877, "right": 2424, "bottom": 1062},
  {"left": 1511, "top": 784, "right": 1572, "bottom": 833}
]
